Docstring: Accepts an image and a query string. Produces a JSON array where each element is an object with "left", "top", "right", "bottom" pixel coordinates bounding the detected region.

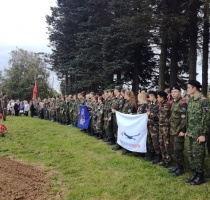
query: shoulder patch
[
  {"left": 167, "top": 100, "right": 173, "bottom": 105},
  {"left": 180, "top": 99, "right": 186, "bottom": 104}
]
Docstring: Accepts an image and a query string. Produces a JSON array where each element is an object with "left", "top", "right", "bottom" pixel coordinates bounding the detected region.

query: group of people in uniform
[{"left": 32, "top": 79, "right": 210, "bottom": 185}]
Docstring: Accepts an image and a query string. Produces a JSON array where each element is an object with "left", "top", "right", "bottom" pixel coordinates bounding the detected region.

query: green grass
[{"left": 0, "top": 116, "right": 210, "bottom": 200}]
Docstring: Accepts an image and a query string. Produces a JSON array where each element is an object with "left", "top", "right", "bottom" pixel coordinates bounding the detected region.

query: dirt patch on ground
[{"left": 0, "top": 157, "right": 57, "bottom": 200}]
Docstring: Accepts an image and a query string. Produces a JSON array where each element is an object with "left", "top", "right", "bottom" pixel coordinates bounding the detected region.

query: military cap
[
  {"left": 114, "top": 86, "right": 121, "bottom": 91},
  {"left": 157, "top": 91, "right": 168, "bottom": 98},
  {"left": 148, "top": 91, "right": 157, "bottom": 98},
  {"left": 170, "top": 86, "right": 181, "bottom": 92},
  {"left": 188, "top": 80, "right": 202, "bottom": 88}
]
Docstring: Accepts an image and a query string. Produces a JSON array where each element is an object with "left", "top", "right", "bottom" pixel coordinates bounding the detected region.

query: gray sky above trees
[
  {"left": 0, "top": 0, "right": 60, "bottom": 91},
  {"left": 0, "top": 0, "right": 208, "bottom": 91}
]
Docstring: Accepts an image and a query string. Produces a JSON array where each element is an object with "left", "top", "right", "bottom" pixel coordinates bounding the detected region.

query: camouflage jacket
[
  {"left": 147, "top": 101, "right": 159, "bottom": 124},
  {"left": 159, "top": 100, "right": 171, "bottom": 126},
  {"left": 111, "top": 95, "right": 124, "bottom": 112},
  {"left": 187, "top": 94, "right": 209, "bottom": 138},
  {"left": 97, "top": 103, "right": 104, "bottom": 121},
  {"left": 137, "top": 103, "right": 148, "bottom": 114},
  {"left": 106, "top": 97, "right": 113, "bottom": 118},
  {"left": 122, "top": 100, "right": 136, "bottom": 114},
  {"left": 170, "top": 97, "right": 187, "bottom": 136}
]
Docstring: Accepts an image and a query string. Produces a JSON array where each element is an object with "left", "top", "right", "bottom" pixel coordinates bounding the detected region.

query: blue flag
[{"left": 77, "top": 105, "right": 90, "bottom": 129}]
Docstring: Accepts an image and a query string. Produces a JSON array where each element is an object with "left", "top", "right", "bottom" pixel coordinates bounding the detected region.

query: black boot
[
  {"left": 172, "top": 165, "right": 184, "bottom": 177},
  {"left": 168, "top": 164, "right": 179, "bottom": 173},
  {"left": 144, "top": 152, "right": 154, "bottom": 161},
  {"left": 152, "top": 154, "right": 162, "bottom": 164},
  {"left": 122, "top": 149, "right": 130, "bottom": 155},
  {"left": 185, "top": 171, "right": 197, "bottom": 183},
  {"left": 191, "top": 172, "right": 205, "bottom": 185},
  {"left": 112, "top": 144, "right": 122, "bottom": 151}
]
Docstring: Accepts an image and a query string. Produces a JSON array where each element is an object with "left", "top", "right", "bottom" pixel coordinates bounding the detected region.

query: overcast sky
[
  {"left": 0, "top": 0, "right": 60, "bottom": 90},
  {"left": 0, "top": 0, "right": 208, "bottom": 91}
]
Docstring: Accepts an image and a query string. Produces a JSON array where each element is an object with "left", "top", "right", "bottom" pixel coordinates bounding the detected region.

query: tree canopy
[
  {"left": 0, "top": 48, "right": 55, "bottom": 100},
  {"left": 46, "top": 0, "right": 209, "bottom": 95}
]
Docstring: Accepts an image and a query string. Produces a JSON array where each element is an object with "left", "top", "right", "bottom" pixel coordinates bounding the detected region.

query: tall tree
[
  {"left": 1, "top": 48, "right": 54, "bottom": 100},
  {"left": 202, "top": 0, "right": 209, "bottom": 95}
]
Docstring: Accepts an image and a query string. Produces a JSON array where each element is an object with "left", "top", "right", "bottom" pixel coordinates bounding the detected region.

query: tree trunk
[
  {"left": 202, "top": 0, "right": 209, "bottom": 96},
  {"left": 132, "top": 64, "right": 139, "bottom": 96},
  {"left": 159, "top": 31, "right": 168, "bottom": 90},
  {"left": 188, "top": 0, "right": 199, "bottom": 80}
]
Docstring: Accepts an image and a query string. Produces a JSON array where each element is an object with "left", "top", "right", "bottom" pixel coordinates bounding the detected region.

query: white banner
[{"left": 116, "top": 111, "right": 148, "bottom": 153}]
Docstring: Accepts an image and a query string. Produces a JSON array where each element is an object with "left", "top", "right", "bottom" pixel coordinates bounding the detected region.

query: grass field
[{"left": 0, "top": 115, "right": 210, "bottom": 200}]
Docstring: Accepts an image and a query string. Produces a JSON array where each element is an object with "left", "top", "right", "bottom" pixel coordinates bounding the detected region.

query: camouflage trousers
[
  {"left": 113, "top": 115, "right": 118, "bottom": 138},
  {"left": 170, "top": 135, "right": 184, "bottom": 165},
  {"left": 105, "top": 118, "right": 114, "bottom": 142},
  {"left": 50, "top": 110, "right": 56, "bottom": 121},
  {"left": 188, "top": 137, "right": 205, "bottom": 172},
  {"left": 159, "top": 125, "right": 171, "bottom": 163},
  {"left": 147, "top": 123, "right": 161, "bottom": 154}
]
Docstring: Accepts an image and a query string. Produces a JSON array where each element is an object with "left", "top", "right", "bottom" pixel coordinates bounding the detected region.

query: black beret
[
  {"left": 170, "top": 86, "right": 181, "bottom": 92},
  {"left": 188, "top": 80, "right": 202, "bottom": 88},
  {"left": 157, "top": 91, "right": 168, "bottom": 98},
  {"left": 149, "top": 91, "right": 157, "bottom": 98}
]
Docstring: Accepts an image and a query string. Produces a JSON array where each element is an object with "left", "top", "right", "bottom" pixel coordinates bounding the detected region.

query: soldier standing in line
[
  {"left": 168, "top": 86, "right": 187, "bottom": 177},
  {"left": 185, "top": 80, "right": 209, "bottom": 185},
  {"left": 55, "top": 96, "right": 60, "bottom": 123},
  {"left": 72, "top": 94, "right": 78, "bottom": 126},
  {"left": 50, "top": 97, "right": 56, "bottom": 122},
  {"left": 2, "top": 93, "right": 8, "bottom": 121},
  {"left": 68, "top": 95, "right": 73, "bottom": 126},
  {"left": 105, "top": 89, "right": 115, "bottom": 145},
  {"left": 95, "top": 96, "right": 104, "bottom": 140},
  {"left": 145, "top": 91, "right": 161, "bottom": 163},
  {"left": 157, "top": 91, "right": 172, "bottom": 168},
  {"left": 103, "top": 90, "right": 109, "bottom": 142},
  {"left": 112, "top": 86, "right": 124, "bottom": 150}
]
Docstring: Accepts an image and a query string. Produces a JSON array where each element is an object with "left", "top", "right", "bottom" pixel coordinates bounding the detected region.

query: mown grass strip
[{"left": 0, "top": 116, "right": 210, "bottom": 200}]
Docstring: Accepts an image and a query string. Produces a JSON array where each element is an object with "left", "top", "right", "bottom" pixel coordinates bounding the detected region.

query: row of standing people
[{"left": 33, "top": 80, "right": 209, "bottom": 185}]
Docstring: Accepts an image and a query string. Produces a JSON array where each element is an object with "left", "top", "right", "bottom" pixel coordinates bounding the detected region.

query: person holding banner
[
  {"left": 120, "top": 90, "right": 137, "bottom": 155},
  {"left": 111, "top": 86, "right": 124, "bottom": 149}
]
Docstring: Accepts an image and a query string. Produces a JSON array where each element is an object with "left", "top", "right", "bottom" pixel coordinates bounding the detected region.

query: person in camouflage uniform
[
  {"left": 68, "top": 95, "right": 74, "bottom": 126},
  {"left": 157, "top": 91, "right": 172, "bottom": 168},
  {"left": 95, "top": 96, "right": 104, "bottom": 139},
  {"left": 112, "top": 86, "right": 124, "bottom": 149},
  {"left": 145, "top": 91, "right": 161, "bottom": 163},
  {"left": 1, "top": 93, "right": 8, "bottom": 121},
  {"left": 168, "top": 86, "right": 187, "bottom": 177},
  {"left": 137, "top": 92, "right": 148, "bottom": 114},
  {"left": 185, "top": 80, "right": 209, "bottom": 185},
  {"left": 120, "top": 90, "right": 137, "bottom": 155},
  {"left": 72, "top": 94, "right": 78, "bottom": 126},
  {"left": 59, "top": 96, "right": 67, "bottom": 124},
  {"left": 103, "top": 90, "right": 109, "bottom": 142},
  {"left": 86, "top": 92, "right": 96, "bottom": 135},
  {"left": 105, "top": 89, "right": 114, "bottom": 145},
  {"left": 56, "top": 96, "right": 61, "bottom": 123},
  {"left": 50, "top": 97, "right": 56, "bottom": 122}
]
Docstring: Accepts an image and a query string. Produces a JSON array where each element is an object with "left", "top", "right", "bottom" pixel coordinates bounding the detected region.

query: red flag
[
  {"left": 33, "top": 83, "right": 38, "bottom": 94},
  {"left": 32, "top": 83, "right": 38, "bottom": 100}
]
